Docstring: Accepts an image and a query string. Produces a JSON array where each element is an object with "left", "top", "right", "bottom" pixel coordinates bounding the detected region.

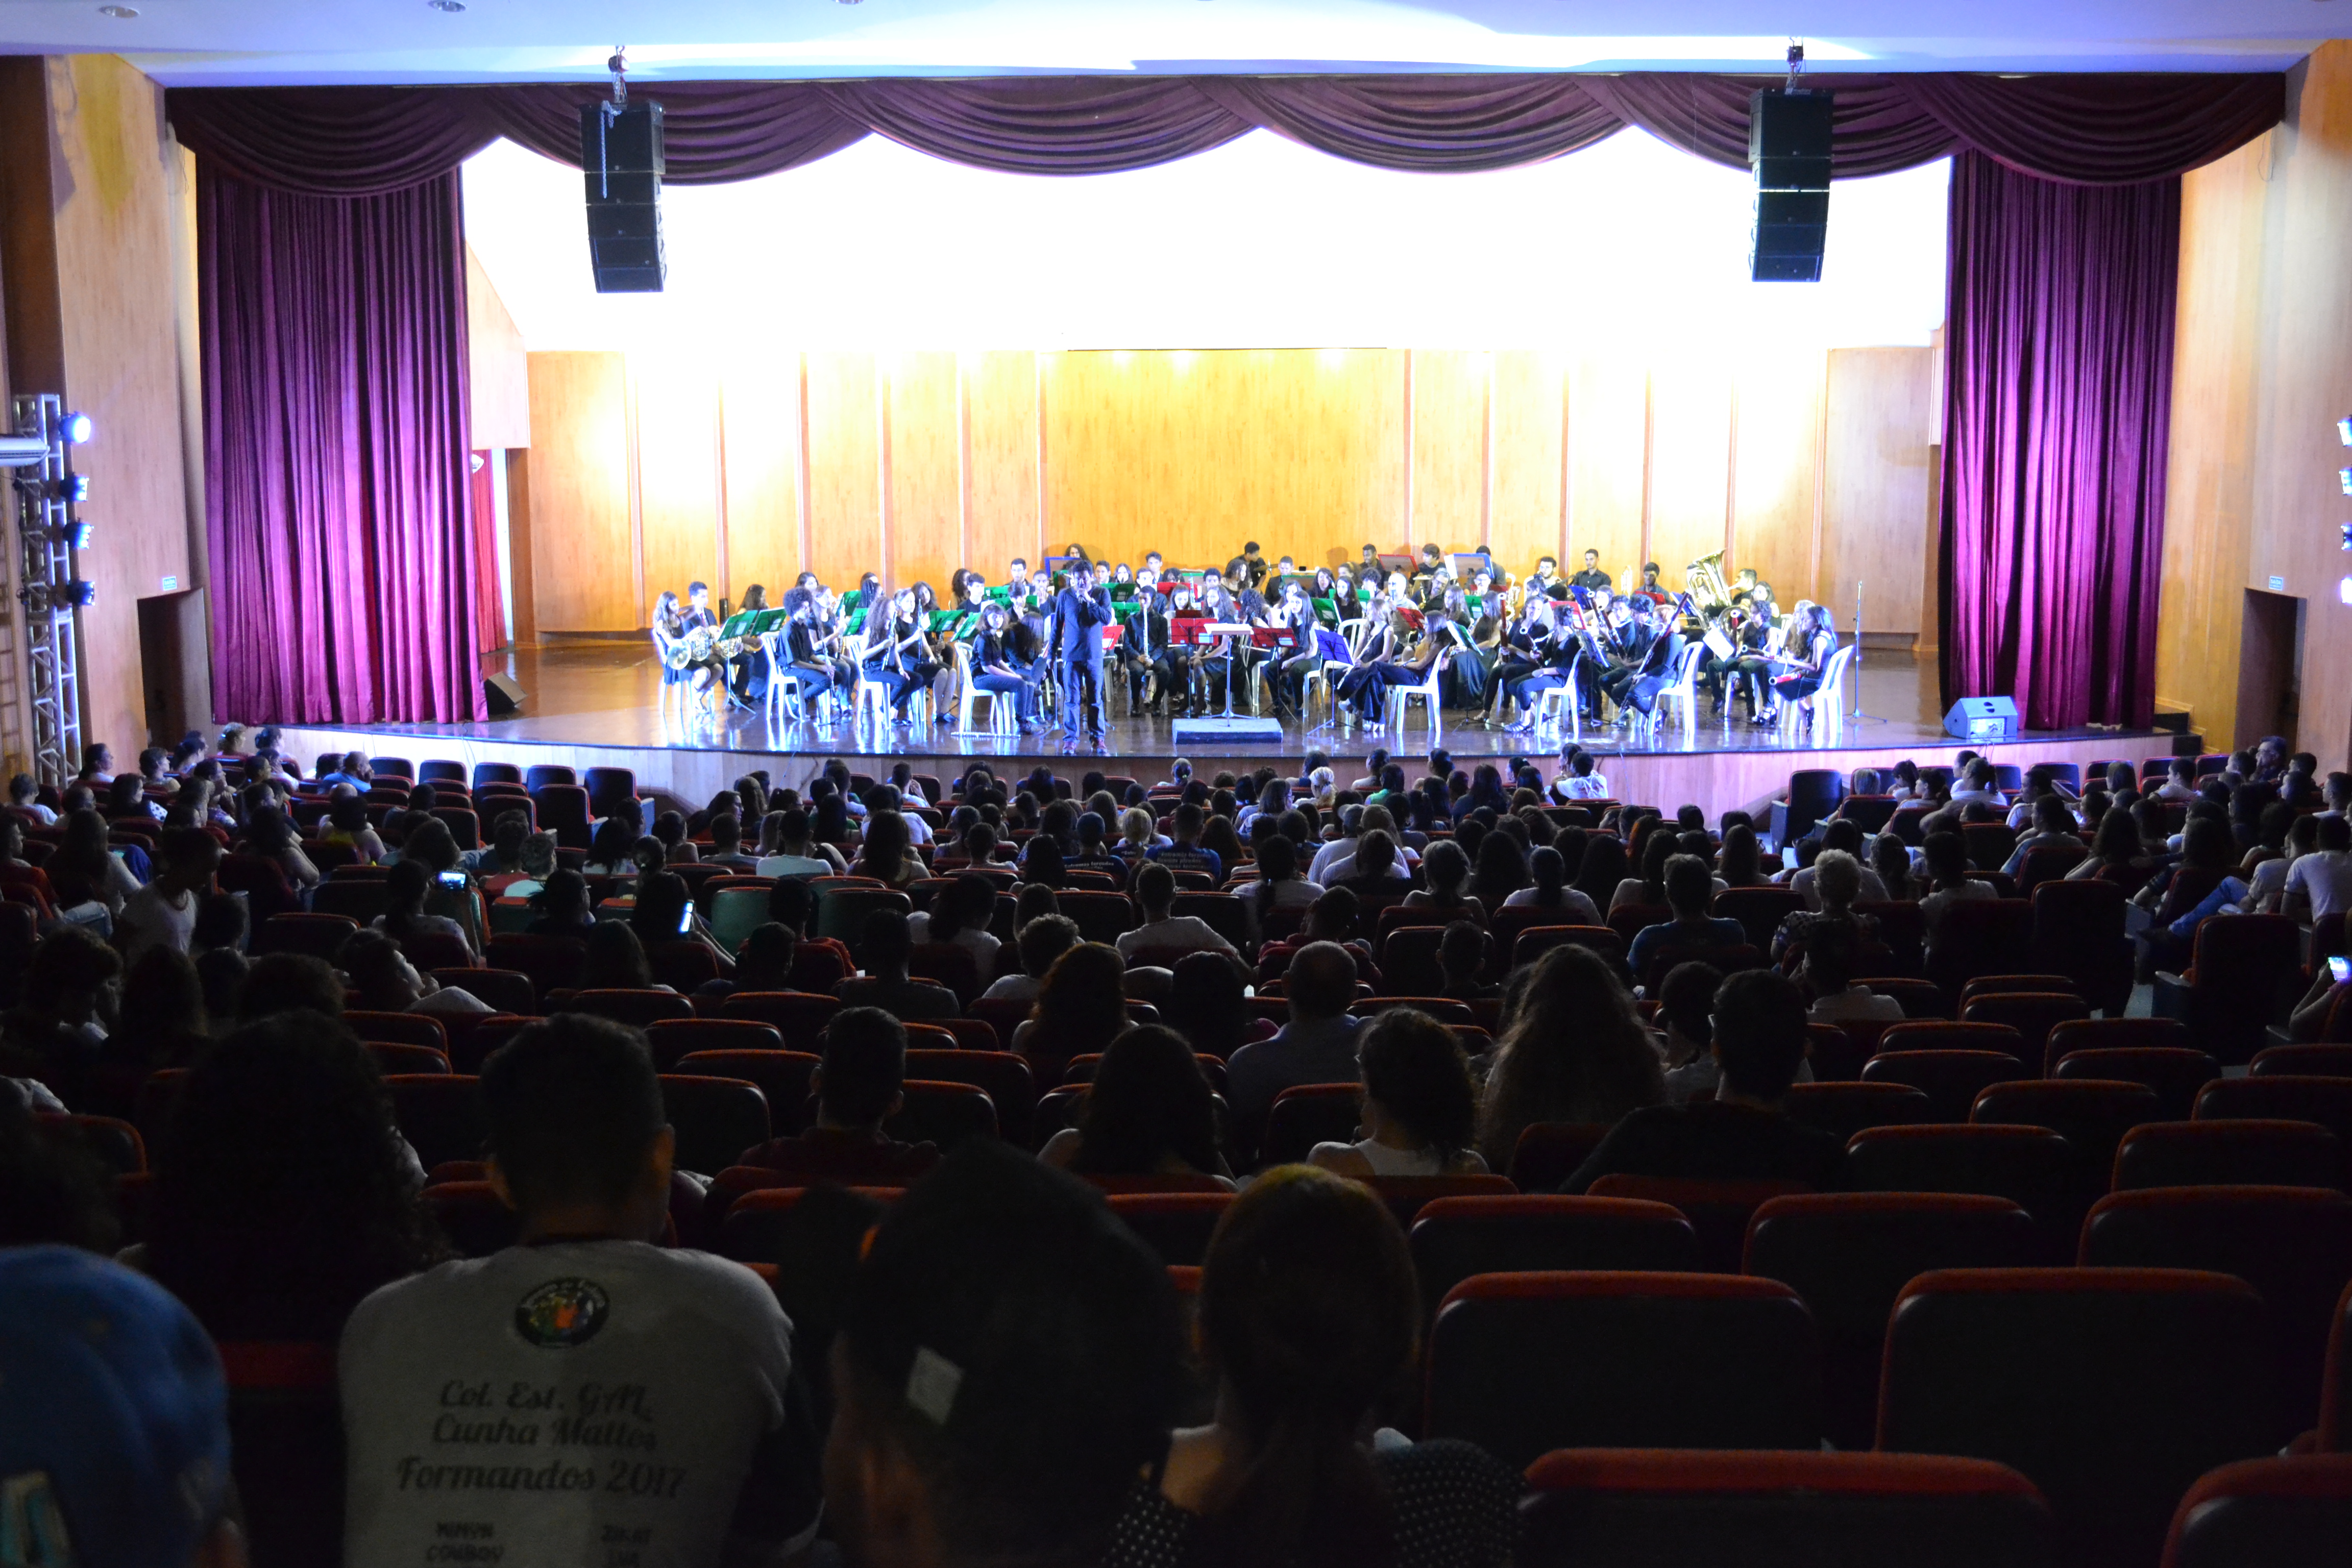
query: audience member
[
  {"left": 1103, "top": 1165, "right": 1517, "bottom": 1566},
  {"left": 826, "top": 1142, "right": 1182, "bottom": 1567},
  {"left": 1625, "top": 853, "right": 1748, "bottom": 976},
  {"left": 907, "top": 870, "right": 1003, "bottom": 968},
  {"left": 1474, "top": 943, "right": 1664, "bottom": 1169},
  {"left": 236, "top": 952, "right": 348, "bottom": 1024},
  {"left": 340, "top": 1014, "right": 822, "bottom": 1563},
  {"left": 1116, "top": 863, "right": 1249, "bottom": 978},
  {"left": 980, "top": 914, "right": 1079, "bottom": 1005},
  {"left": 1565, "top": 969, "right": 1844, "bottom": 1192},
  {"left": 1308, "top": 1007, "right": 1487, "bottom": 1177},
  {"left": 1801, "top": 924, "right": 1906, "bottom": 1028},
  {"left": 1225, "top": 941, "right": 1364, "bottom": 1160},
  {"left": 1161, "top": 950, "right": 1252, "bottom": 1059},
  {"left": 740, "top": 1006, "right": 941, "bottom": 1183},
  {"left": 838, "top": 910, "right": 960, "bottom": 1021},
  {"left": 1041, "top": 1024, "right": 1234, "bottom": 1186},
  {"left": 1436, "top": 919, "right": 1494, "bottom": 1001},
  {"left": 0, "top": 1246, "right": 246, "bottom": 1568},
  {"left": 339, "top": 928, "right": 493, "bottom": 1017},
  {"left": 1013, "top": 941, "right": 1130, "bottom": 1086},
  {"left": 146, "top": 1013, "right": 439, "bottom": 1341},
  {"left": 523, "top": 868, "right": 598, "bottom": 937},
  {"left": 0, "top": 927, "right": 121, "bottom": 1108}
]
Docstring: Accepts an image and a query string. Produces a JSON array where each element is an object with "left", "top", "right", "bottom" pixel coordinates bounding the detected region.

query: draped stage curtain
[
  {"left": 1939, "top": 151, "right": 2179, "bottom": 730},
  {"left": 200, "top": 165, "right": 482, "bottom": 725},
  {"left": 172, "top": 71, "right": 2278, "bottom": 727}
]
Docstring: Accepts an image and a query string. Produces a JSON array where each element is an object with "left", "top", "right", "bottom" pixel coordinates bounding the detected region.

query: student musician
[
  {"left": 863, "top": 588, "right": 938, "bottom": 726},
  {"left": 780, "top": 592, "right": 837, "bottom": 716},
  {"left": 1569, "top": 549, "right": 1613, "bottom": 593},
  {"left": 1192, "top": 579, "right": 1260, "bottom": 707},
  {"left": 1054, "top": 559, "right": 1114, "bottom": 755},
  {"left": 1144, "top": 582, "right": 1202, "bottom": 716},
  {"left": 1703, "top": 600, "right": 1774, "bottom": 723},
  {"left": 1524, "top": 554, "right": 1564, "bottom": 601},
  {"left": 971, "top": 601, "right": 1045, "bottom": 735},
  {"left": 1336, "top": 601, "right": 1442, "bottom": 731},
  {"left": 1268, "top": 579, "right": 1322, "bottom": 720},
  {"left": 814, "top": 585, "right": 859, "bottom": 696},
  {"left": 1499, "top": 596, "right": 1577, "bottom": 729},
  {"left": 652, "top": 591, "right": 712, "bottom": 703},
  {"left": 1599, "top": 597, "right": 1669, "bottom": 718},
  {"left": 727, "top": 582, "right": 772, "bottom": 703},
  {"left": 1770, "top": 601, "right": 1839, "bottom": 726}
]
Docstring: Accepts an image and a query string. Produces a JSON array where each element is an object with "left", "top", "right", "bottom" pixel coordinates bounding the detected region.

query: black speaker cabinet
[
  {"left": 580, "top": 102, "right": 666, "bottom": 293},
  {"left": 1749, "top": 90, "right": 1831, "bottom": 282},
  {"left": 484, "top": 673, "right": 527, "bottom": 716}
]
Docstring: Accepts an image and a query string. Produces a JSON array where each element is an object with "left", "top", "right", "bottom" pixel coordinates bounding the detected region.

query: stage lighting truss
[{"left": 11, "top": 395, "right": 87, "bottom": 787}]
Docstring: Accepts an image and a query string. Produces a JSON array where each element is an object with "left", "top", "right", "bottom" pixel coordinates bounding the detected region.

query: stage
[{"left": 266, "top": 640, "right": 2180, "bottom": 822}]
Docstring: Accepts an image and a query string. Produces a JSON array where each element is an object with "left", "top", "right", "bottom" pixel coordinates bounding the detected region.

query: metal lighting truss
[{"left": 13, "top": 395, "right": 83, "bottom": 787}]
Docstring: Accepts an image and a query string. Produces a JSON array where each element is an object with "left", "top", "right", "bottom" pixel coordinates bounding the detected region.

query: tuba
[{"left": 1684, "top": 550, "right": 1732, "bottom": 615}]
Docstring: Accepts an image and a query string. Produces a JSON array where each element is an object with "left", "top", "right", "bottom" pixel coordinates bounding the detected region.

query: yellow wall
[{"left": 522, "top": 341, "right": 1933, "bottom": 632}]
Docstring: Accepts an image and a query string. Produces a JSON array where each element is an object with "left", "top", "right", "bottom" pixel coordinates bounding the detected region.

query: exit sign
[
  {"left": 2269, "top": 575, "right": 2286, "bottom": 592},
  {"left": 160, "top": 576, "right": 178, "bottom": 592}
]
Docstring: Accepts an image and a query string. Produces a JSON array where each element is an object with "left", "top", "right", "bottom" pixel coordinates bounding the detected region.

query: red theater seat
[
  {"left": 1407, "top": 1194, "right": 1700, "bottom": 1316},
  {"left": 2161, "top": 1454, "right": 2352, "bottom": 1568}
]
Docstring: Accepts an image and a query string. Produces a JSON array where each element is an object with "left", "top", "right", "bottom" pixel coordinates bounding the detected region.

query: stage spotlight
[
  {"left": 2340, "top": 468, "right": 2352, "bottom": 496},
  {"left": 2338, "top": 417, "right": 2352, "bottom": 446},
  {"left": 26, "top": 474, "right": 89, "bottom": 503},
  {"left": 60, "top": 412, "right": 92, "bottom": 445},
  {"left": 62, "top": 520, "right": 92, "bottom": 550},
  {"left": 61, "top": 580, "right": 94, "bottom": 608},
  {"left": 2340, "top": 575, "right": 2352, "bottom": 607},
  {"left": 17, "top": 582, "right": 47, "bottom": 615}
]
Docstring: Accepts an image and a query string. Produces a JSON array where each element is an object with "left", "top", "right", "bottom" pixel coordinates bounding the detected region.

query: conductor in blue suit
[{"left": 1055, "top": 561, "right": 1114, "bottom": 755}]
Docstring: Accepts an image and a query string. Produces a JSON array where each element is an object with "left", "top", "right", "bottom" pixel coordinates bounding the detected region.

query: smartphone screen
[
  {"left": 437, "top": 870, "right": 468, "bottom": 889},
  {"left": 677, "top": 899, "right": 695, "bottom": 936},
  {"left": 2331, "top": 955, "right": 2350, "bottom": 985}
]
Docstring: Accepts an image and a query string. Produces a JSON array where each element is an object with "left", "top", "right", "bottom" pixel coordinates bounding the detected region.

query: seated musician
[
  {"left": 1770, "top": 602, "right": 1838, "bottom": 727},
  {"left": 1500, "top": 597, "right": 1578, "bottom": 730},
  {"left": 970, "top": 601, "right": 1045, "bottom": 735},
  {"left": 1191, "top": 579, "right": 1260, "bottom": 707},
  {"left": 1632, "top": 562, "right": 1674, "bottom": 608},
  {"left": 1269, "top": 579, "right": 1324, "bottom": 720},
  {"left": 780, "top": 592, "right": 837, "bottom": 715},
  {"left": 1524, "top": 554, "right": 1564, "bottom": 601},
  {"left": 1239, "top": 540, "right": 1270, "bottom": 591},
  {"left": 651, "top": 590, "right": 704, "bottom": 700},
  {"left": 1336, "top": 603, "right": 1440, "bottom": 731},
  {"left": 1410, "top": 542, "right": 1452, "bottom": 605},
  {"left": 1703, "top": 601, "right": 1773, "bottom": 722},
  {"left": 1599, "top": 597, "right": 1682, "bottom": 720},
  {"left": 1569, "top": 548, "right": 1613, "bottom": 593},
  {"left": 814, "top": 585, "right": 859, "bottom": 696},
  {"left": 728, "top": 582, "right": 772, "bottom": 702},
  {"left": 1152, "top": 582, "right": 1204, "bottom": 716}
]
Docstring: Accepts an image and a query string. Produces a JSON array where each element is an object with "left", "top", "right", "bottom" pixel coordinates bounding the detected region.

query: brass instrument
[
  {"left": 1684, "top": 550, "right": 1732, "bottom": 615},
  {"left": 663, "top": 628, "right": 717, "bottom": 671}
]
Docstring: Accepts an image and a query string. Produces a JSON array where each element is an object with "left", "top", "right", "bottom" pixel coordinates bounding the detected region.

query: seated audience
[
  {"left": 523, "top": 868, "right": 598, "bottom": 937},
  {"left": 115, "top": 827, "right": 223, "bottom": 966},
  {"left": 339, "top": 1014, "right": 822, "bottom": 1563},
  {"left": 1436, "top": 919, "right": 1495, "bottom": 1001},
  {"left": 755, "top": 807, "right": 843, "bottom": 878},
  {"left": 1014, "top": 941, "right": 1131, "bottom": 1086},
  {"left": 0, "top": 927, "right": 122, "bottom": 1109},
  {"left": 339, "top": 929, "right": 492, "bottom": 1017},
  {"left": 1474, "top": 943, "right": 1665, "bottom": 1169},
  {"left": 145, "top": 1013, "right": 439, "bottom": 1341},
  {"left": 1501, "top": 843, "right": 1603, "bottom": 924},
  {"left": 827, "top": 1142, "right": 1183, "bottom": 1566},
  {"left": 1787, "top": 820, "right": 1888, "bottom": 906},
  {"left": 1116, "top": 863, "right": 1248, "bottom": 978},
  {"left": 1226, "top": 941, "right": 1364, "bottom": 1160},
  {"left": 1654, "top": 959, "right": 1727, "bottom": 1101},
  {"left": 1801, "top": 924, "right": 1906, "bottom": 1027},
  {"left": 1565, "top": 969, "right": 1844, "bottom": 1193},
  {"left": 1103, "top": 1165, "right": 1518, "bottom": 1567},
  {"left": 236, "top": 951, "right": 347, "bottom": 1024},
  {"left": 981, "top": 914, "right": 1080, "bottom": 1005},
  {"left": 739, "top": 1006, "right": 941, "bottom": 1183},
  {"left": 1308, "top": 1006, "right": 1488, "bottom": 1177},
  {"left": 0, "top": 1246, "right": 248, "bottom": 1568},
  {"left": 1626, "top": 853, "right": 1748, "bottom": 976},
  {"left": 371, "top": 858, "right": 475, "bottom": 961},
  {"left": 1161, "top": 950, "right": 1252, "bottom": 1059},
  {"left": 1770, "top": 849, "right": 1878, "bottom": 965},
  {"left": 1041, "top": 1024, "right": 1234, "bottom": 1186},
  {"left": 837, "top": 910, "right": 960, "bottom": 1021},
  {"left": 1404, "top": 838, "right": 1484, "bottom": 922},
  {"left": 907, "top": 870, "right": 1003, "bottom": 968}
]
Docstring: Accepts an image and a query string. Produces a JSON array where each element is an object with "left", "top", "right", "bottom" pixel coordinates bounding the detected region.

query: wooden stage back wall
[{"left": 518, "top": 342, "right": 1937, "bottom": 643}]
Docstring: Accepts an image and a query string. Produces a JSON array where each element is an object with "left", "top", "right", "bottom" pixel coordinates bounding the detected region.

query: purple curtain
[
  {"left": 167, "top": 72, "right": 2282, "bottom": 194},
  {"left": 201, "top": 164, "right": 483, "bottom": 724},
  {"left": 1939, "top": 151, "right": 2177, "bottom": 730}
]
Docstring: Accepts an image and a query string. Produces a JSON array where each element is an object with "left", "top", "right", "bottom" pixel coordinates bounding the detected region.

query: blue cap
[{"left": 0, "top": 1246, "right": 231, "bottom": 1568}]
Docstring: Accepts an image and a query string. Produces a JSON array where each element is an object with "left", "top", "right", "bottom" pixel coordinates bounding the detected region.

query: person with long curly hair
[
  {"left": 1042, "top": 1025, "right": 1233, "bottom": 1186},
  {"left": 1308, "top": 1008, "right": 1487, "bottom": 1178},
  {"left": 1474, "top": 943, "right": 1665, "bottom": 1171},
  {"left": 142, "top": 1013, "right": 442, "bottom": 1342},
  {"left": 1013, "top": 941, "right": 1131, "bottom": 1087}
]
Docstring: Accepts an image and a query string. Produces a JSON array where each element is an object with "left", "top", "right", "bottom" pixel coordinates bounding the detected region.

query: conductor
[{"left": 1055, "top": 562, "right": 1114, "bottom": 755}]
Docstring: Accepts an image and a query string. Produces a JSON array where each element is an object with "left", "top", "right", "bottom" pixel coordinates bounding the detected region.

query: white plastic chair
[
  {"left": 1631, "top": 641, "right": 1706, "bottom": 742},
  {"left": 1531, "top": 665, "right": 1583, "bottom": 744},
  {"left": 1777, "top": 643, "right": 1856, "bottom": 742},
  {"left": 952, "top": 643, "right": 1017, "bottom": 736},
  {"left": 758, "top": 631, "right": 807, "bottom": 724},
  {"left": 1383, "top": 648, "right": 1452, "bottom": 737}
]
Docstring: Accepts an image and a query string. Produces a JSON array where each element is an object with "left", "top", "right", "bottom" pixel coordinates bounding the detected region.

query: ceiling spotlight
[
  {"left": 61, "top": 521, "right": 93, "bottom": 551},
  {"left": 2341, "top": 575, "right": 2352, "bottom": 607},
  {"left": 60, "top": 412, "right": 91, "bottom": 445},
  {"left": 97, "top": 4, "right": 137, "bottom": 15},
  {"left": 61, "top": 580, "right": 95, "bottom": 609}
]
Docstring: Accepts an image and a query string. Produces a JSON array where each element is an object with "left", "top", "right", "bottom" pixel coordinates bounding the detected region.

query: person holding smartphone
[{"left": 370, "top": 860, "right": 477, "bottom": 962}]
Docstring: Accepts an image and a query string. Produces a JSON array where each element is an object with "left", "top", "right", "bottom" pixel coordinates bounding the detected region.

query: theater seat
[
  {"left": 1744, "top": 1192, "right": 2038, "bottom": 1451},
  {"left": 1518, "top": 1449, "right": 2053, "bottom": 1568},
  {"left": 1584, "top": 1175, "right": 1812, "bottom": 1273},
  {"left": 2080, "top": 1186, "right": 2352, "bottom": 1442},
  {"left": 1424, "top": 1271, "right": 1819, "bottom": 1469},
  {"left": 2113, "top": 1120, "right": 2342, "bottom": 1194},
  {"left": 1845, "top": 1124, "right": 2074, "bottom": 1236},
  {"left": 2198, "top": 1077, "right": 2352, "bottom": 1189},
  {"left": 656, "top": 1074, "right": 772, "bottom": 1174},
  {"left": 383, "top": 1074, "right": 487, "bottom": 1170},
  {"left": 1106, "top": 1192, "right": 1234, "bottom": 1268},
  {"left": 1408, "top": 1195, "right": 1700, "bottom": 1316},
  {"left": 1784, "top": 1081, "right": 1934, "bottom": 1144},
  {"left": 1861, "top": 1047, "right": 2029, "bottom": 1123},
  {"left": 1878, "top": 1267, "right": 2274, "bottom": 1568},
  {"left": 1257, "top": 1083, "right": 1361, "bottom": 1167},
  {"left": 217, "top": 1342, "right": 345, "bottom": 1568},
  {"left": 2162, "top": 1455, "right": 2352, "bottom": 1568}
]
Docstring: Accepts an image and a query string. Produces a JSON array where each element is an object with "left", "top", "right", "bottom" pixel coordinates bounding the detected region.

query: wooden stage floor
[{"left": 272, "top": 640, "right": 2176, "bottom": 822}]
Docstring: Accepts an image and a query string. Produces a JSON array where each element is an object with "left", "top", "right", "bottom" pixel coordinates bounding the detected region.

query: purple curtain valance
[{"left": 166, "top": 70, "right": 2284, "bottom": 197}]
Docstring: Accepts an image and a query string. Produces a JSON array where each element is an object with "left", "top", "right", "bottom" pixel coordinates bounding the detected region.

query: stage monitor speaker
[
  {"left": 484, "top": 674, "right": 527, "bottom": 716},
  {"left": 1170, "top": 716, "right": 1286, "bottom": 745},
  {"left": 579, "top": 101, "right": 666, "bottom": 293},
  {"left": 1944, "top": 695, "right": 2020, "bottom": 741},
  {"left": 1749, "top": 89, "right": 1831, "bottom": 282}
]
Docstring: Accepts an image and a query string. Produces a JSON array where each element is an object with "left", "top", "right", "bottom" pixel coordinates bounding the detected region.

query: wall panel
[
  {"left": 631, "top": 358, "right": 720, "bottom": 624},
  {"left": 965, "top": 350, "right": 1039, "bottom": 579},
  {"left": 804, "top": 351, "right": 881, "bottom": 592},
  {"left": 1410, "top": 350, "right": 1486, "bottom": 555},
  {"left": 719, "top": 357, "right": 803, "bottom": 593},
  {"left": 525, "top": 352, "right": 633, "bottom": 631},
  {"left": 887, "top": 351, "right": 963, "bottom": 595},
  {"left": 465, "top": 244, "right": 530, "bottom": 450},
  {"left": 1646, "top": 361, "right": 1735, "bottom": 589},
  {"left": 1730, "top": 359, "right": 1824, "bottom": 606},
  {"left": 1565, "top": 355, "right": 1648, "bottom": 582},
  {"left": 1490, "top": 351, "right": 1563, "bottom": 576},
  {"left": 1820, "top": 347, "right": 1933, "bottom": 635},
  {"left": 2157, "top": 132, "right": 2268, "bottom": 741}
]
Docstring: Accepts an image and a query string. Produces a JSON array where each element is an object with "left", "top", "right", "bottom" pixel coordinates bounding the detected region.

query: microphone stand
[{"left": 1847, "top": 578, "right": 1885, "bottom": 726}]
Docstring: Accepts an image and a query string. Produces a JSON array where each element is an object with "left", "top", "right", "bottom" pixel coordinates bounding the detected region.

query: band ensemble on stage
[{"left": 650, "top": 541, "right": 1844, "bottom": 754}]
